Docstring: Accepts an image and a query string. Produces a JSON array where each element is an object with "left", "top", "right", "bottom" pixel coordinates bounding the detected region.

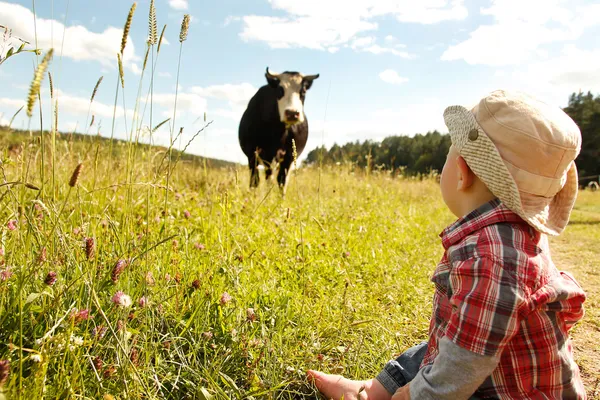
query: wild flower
[
  {"left": 139, "top": 296, "right": 148, "bottom": 308},
  {"left": 145, "top": 271, "right": 155, "bottom": 286},
  {"left": 183, "top": 210, "right": 191, "bottom": 219},
  {"left": 194, "top": 243, "right": 205, "bottom": 250},
  {"left": 85, "top": 237, "right": 95, "bottom": 260},
  {"left": 112, "top": 291, "right": 132, "bottom": 307},
  {"left": 44, "top": 271, "right": 57, "bottom": 286},
  {"left": 93, "top": 356, "right": 103, "bottom": 371},
  {"left": 111, "top": 259, "right": 127, "bottom": 283},
  {"left": 246, "top": 308, "right": 256, "bottom": 322},
  {"left": 92, "top": 326, "right": 107, "bottom": 339},
  {"left": 70, "top": 308, "right": 91, "bottom": 323},
  {"left": 191, "top": 279, "right": 201, "bottom": 290},
  {"left": 30, "top": 354, "right": 42, "bottom": 363},
  {"left": 0, "top": 359, "right": 9, "bottom": 386},
  {"left": 220, "top": 292, "right": 232, "bottom": 306},
  {"left": 0, "top": 266, "right": 12, "bottom": 281},
  {"left": 7, "top": 220, "right": 17, "bottom": 231}
]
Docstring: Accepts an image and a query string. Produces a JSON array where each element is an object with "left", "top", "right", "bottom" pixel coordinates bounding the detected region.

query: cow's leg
[
  {"left": 248, "top": 154, "right": 259, "bottom": 188},
  {"left": 277, "top": 153, "right": 293, "bottom": 195},
  {"left": 264, "top": 160, "right": 274, "bottom": 182}
]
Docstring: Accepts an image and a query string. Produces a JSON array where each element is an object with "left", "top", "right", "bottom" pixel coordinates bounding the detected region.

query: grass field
[
  {"left": 1, "top": 3, "right": 598, "bottom": 397},
  {"left": 0, "top": 129, "right": 597, "bottom": 399}
]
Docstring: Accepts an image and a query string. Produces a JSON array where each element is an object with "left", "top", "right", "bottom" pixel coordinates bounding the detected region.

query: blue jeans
[{"left": 376, "top": 342, "right": 484, "bottom": 399}]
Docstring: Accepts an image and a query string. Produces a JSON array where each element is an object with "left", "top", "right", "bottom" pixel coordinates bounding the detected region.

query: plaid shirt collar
[{"left": 440, "top": 199, "right": 528, "bottom": 250}]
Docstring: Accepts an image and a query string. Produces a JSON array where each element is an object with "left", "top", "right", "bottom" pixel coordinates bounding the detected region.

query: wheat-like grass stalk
[
  {"left": 121, "top": 2, "right": 137, "bottom": 55},
  {"left": 142, "top": 46, "right": 150, "bottom": 71},
  {"left": 148, "top": 0, "right": 157, "bottom": 45},
  {"left": 90, "top": 115, "right": 95, "bottom": 128},
  {"left": 54, "top": 100, "right": 58, "bottom": 131},
  {"left": 69, "top": 163, "right": 83, "bottom": 187},
  {"left": 117, "top": 53, "right": 125, "bottom": 89},
  {"left": 48, "top": 71, "right": 54, "bottom": 98},
  {"left": 157, "top": 24, "right": 166, "bottom": 54},
  {"left": 179, "top": 14, "right": 190, "bottom": 43},
  {"left": 91, "top": 76, "right": 103, "bottom": 103},
  {"left": 26, "top": 48, "right": 53, "bottom": 117}
]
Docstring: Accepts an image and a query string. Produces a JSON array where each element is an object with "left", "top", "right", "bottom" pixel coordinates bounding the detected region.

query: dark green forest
[{"left": 305, "top": 91, "right": 600, "bottom": 185}]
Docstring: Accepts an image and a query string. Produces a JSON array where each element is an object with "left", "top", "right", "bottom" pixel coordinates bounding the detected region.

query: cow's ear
[
  {"left": 302, "top": 74, "right": 319, "bottom": 90},
  {"left": 266, "top": 75, "right": 280, "bottom": 88},
  {"left": 303, "top": 80, "right": 314, "bottom": 90}
]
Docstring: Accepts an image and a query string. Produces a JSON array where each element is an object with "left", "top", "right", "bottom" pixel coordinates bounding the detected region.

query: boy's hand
[{"left": 391, "top": 384, "right": 411, "bottom": 400}]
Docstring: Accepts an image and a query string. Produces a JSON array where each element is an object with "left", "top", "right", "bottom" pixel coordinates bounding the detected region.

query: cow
[{"left": 239, "top": 67, "right": 319, "bottom": 192}]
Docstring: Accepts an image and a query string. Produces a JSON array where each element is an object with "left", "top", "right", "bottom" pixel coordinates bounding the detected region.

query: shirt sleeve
[
  {"left": 445, "top": 255, "right": 525, "bottom": 357},
  {"left": 409, "top": 336, "right": 500, "bottom": 400}
]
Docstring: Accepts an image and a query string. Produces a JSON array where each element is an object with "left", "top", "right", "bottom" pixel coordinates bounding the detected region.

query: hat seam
[{"left": 482, "top": 99, "right": 578, "bottom": 151}]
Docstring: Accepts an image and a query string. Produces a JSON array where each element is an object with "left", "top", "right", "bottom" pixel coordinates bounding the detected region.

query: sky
[{"left": 1, "top": 0, "right": 599, "bottom": 164}]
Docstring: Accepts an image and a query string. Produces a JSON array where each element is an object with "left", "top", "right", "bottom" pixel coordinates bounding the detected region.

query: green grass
[
  {"left": 0, "top": 133, "right": 456, "bottom": 398},
  {"left": 1, "top": 3, "right": 597, "bottom": 397},
  {"left": 549, "top": 189, "right": 600, "bottom": 398}
]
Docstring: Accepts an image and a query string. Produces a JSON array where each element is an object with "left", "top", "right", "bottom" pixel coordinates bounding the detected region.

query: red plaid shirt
[{"left": 423, "top": 199, "right": 586, "bottom": 399}]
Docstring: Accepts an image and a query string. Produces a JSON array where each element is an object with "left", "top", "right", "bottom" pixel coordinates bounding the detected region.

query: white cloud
[
  {"left": 362, "top": 45, "right": 415, "bottom": 58},
  {"left": 441, "top": 0, "right": 600, "bottom": 66},
  {"left": 351, "top": 36, "right": 415, "bottom": 58},
  {"left": 309, "top": 98, "right": 446, "bottom": 151},
  {"left": 379, "top": 69, "right": 409, "bottom": 84},
  {"left": 169, "top": 0, "right": 188, "bottom": 11},
  {"left": 239, "top": 16, "right": 377, "bottom": 51},
  {"left": 190, "top": 83, "right": 257, "bottom": 108},
  {"left": 235, "top": 0, "right": 466, "bottom": 53},
  {"left": 150, "top": 93, "right": 208, "bottom": 117},
  {"left": 0, "top": 2, "right": 139, "bottom": 68},
  {"left": 501, "top": 45, "right": 600, "bottom": 102},
  {"left": 0, "top": 98, "right": 26, "bottom": 110},
  {"left": 55, "top": 89, "right": 134, "bottom": 120}
]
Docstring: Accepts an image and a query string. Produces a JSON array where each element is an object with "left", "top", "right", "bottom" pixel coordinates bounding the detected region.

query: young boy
[{"left": 307, "top": 90, "right": 587, "bottom": 399}]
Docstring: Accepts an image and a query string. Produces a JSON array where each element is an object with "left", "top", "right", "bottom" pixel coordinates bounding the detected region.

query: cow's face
[{"left": 265, "top": 68, "right": 319, "bottom": 126}]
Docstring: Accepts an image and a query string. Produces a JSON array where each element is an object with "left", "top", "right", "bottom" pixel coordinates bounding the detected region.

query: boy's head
[{"left": 441, "top": 90, "right": 581, "bottom": 236}]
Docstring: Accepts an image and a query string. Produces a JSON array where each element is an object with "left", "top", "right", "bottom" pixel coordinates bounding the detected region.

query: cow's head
[{"left": 265, "top": 67, "right": 319, "bottom": 126}]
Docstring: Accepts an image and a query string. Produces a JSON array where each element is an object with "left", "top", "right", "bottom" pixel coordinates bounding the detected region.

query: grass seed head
[
  {"left": 121, "top": 3, "right": 137, "bottom": 55},
  {"left": 157, "top": 24, "right": 166, "bottom": 54},
  {"left": 91, "top": 76, "right": 103, "bottom": 103},
  {"left": 148, "top": 0, "right": 157, "bottom": 45},
  {"left": 69, "top": 163, "right": 83, "bottom": 187},
  {"left": 179, "top": 14, "right": 190, "bottom": 43},
  {"left": 26, "top": 48, "right": 53, "bottom": 117}
]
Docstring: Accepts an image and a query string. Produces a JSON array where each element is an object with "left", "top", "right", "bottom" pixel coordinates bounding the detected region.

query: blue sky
[{"left": 1, "top": 0, "right": 599, "bottom": 163}]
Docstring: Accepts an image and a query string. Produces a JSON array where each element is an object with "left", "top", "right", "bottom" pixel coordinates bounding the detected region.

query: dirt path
[{"left": 550, "top": 203, "right": 600, "bottom": 399}]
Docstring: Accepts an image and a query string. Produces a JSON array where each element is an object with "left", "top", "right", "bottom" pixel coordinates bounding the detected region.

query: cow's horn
[
  {"left": 265, "top": 67, "right": 281, "bottom": 80},
  {"left": 303, "top": 73, "right": 320, "bottom": 81}
]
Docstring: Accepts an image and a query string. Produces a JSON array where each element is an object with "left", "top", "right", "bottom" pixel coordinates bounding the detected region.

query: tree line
[{"left": 305, "top": 91, "right": 600, "bottom": 184}]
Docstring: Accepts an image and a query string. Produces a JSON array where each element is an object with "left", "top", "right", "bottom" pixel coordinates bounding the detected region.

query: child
[{"left": 307, "top": 90, "right": 587, "bottom": 399}]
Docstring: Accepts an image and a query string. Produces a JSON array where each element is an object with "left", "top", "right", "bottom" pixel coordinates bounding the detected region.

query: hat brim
[{"left": 443, "top": 105, "right": 577, "bottom": 236}]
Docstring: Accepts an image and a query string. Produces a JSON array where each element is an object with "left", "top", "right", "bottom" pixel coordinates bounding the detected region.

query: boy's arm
[{"left": 408, "top": 336, "right": 500, "bottom": 400}]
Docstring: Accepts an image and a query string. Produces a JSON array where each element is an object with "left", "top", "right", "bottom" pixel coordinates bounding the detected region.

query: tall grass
[{"left": 0, "top": 3, "right": 456, "bottom": 399}]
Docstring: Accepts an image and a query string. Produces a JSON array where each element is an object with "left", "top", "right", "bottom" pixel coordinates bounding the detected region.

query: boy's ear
[{"left": 456, "top": 156, "right": 474, "bottom": 190}]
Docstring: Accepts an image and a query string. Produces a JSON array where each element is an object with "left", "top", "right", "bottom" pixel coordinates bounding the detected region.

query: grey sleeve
[{"left": 409, "top": 337, "right": 500, "bottom": 400}]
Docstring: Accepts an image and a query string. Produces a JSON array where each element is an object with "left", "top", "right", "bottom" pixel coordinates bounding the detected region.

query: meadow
[
  {"left": 0, "top": 127, "right": 598, "bottom": 399},
  {"left": 1, "top": 2, "right": 598, "bottom": 399}
]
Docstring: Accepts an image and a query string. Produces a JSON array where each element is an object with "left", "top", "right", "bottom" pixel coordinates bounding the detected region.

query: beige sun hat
[{"left": 444, "top": 89, "right": 581, "bottom": 236}]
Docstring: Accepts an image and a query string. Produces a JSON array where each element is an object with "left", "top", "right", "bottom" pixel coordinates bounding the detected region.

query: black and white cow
[{"left": 239, "top": 67, "right": 319, "bottom": 191}]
